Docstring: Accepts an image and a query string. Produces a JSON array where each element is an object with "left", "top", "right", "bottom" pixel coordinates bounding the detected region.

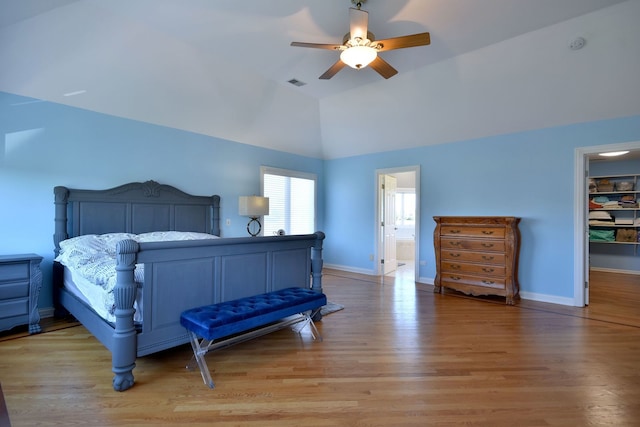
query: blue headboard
[{"left": 53, "top": 180, "right": 220, "bottom": 256}]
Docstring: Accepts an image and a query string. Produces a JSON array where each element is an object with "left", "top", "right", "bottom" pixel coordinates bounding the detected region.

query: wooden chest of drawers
[
  {"left": 433, "top": 217, "right": 521, "bottom": 305},
  {"left": 0, "top": 254, "right": 43, "bottom": 333}
]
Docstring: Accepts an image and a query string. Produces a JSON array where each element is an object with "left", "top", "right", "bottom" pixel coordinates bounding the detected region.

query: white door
[{"left": 381, "top": 175, "right": 398, "bottom": 275}]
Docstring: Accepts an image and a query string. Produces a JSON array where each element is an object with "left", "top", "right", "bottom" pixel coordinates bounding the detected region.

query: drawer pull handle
[
  {"left": 482, "top": 256, "right": 494, "bottom": 260},
  {"left": 482, "top": 280, "right": 495, "bottom": 285},
  {"left": 450, "top": 229, "right": 461, "bottom": 234},
  {"left": 450, "top": 276, "right": 461, "bottom": 281},
  {"left": 481, "top": 243, "right": 494, "bottom": 248},
  {"left": 482, "top": 268, "right": 495, "bottom": 273},
  {"left": 448, "top": 241, "right": 461, "bottom": 246},
  {"left": 449, "top": 253, "right": 461, "bottom": 257},
  {"left": 451, "top": 264, "right": 461, "bottom": 270},
  {"left": 482, "top": 230, "right": 494, "bottom": 235}
]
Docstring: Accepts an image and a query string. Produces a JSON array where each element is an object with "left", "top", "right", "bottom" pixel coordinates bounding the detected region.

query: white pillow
[
  {"left": 136, "top": 231, "right": 218, "bottom": 242},
  {"left": 58, "top": 234, "right": 101, "bottom": 253},
  {"left": 56, "top": 231, "right": 217, "bottom": 268},
  {"left": 97, "top": 233, "right": 137, "bottom": 255},
  {"left": 56, "top": 233, "right": 136, "bottom": 267}
]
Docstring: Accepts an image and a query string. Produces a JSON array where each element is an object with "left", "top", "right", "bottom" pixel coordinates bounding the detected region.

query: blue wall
[
  {"left": 0, "top": 91, "right": 324, "bottom": 311},
  {"left": 323, "top": 116, "right": 640, "bottom": 301},
  {"left": 3, "top": 89, "right": 640, "bottom": 312}
]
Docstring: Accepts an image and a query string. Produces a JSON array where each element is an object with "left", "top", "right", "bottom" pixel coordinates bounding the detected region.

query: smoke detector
[{"left": 569, "top": 37, "right": 586, "bottom": 50}]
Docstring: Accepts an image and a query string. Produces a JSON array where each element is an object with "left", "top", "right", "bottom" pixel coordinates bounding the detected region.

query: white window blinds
[{"left": 261, "top": 167, "right": 316, "bottom": 236}]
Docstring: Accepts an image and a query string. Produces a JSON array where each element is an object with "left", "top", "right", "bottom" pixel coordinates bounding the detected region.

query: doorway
[
  {"left": 574, "top": 140, "right": 640, "bottom": 306},
  {"left": 375, "top": 166, "right": 420, "bottom": 282}
]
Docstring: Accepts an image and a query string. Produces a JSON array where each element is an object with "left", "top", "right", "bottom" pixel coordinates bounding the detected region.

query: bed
[{"left": 52, "top": 180, "right": 324, "bottom": 391}]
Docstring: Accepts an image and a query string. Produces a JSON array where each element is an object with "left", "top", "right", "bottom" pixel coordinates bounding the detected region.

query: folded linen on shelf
[
  {"left": 616, "top": 229, "right": 637, "bottom": 242},
  {"left": 603, "top": 201, "right": 621, "bottom": 208},
  {"left": 589, "top": 211, "right": 612, "bottom": 220},
  {"left": 615, "top": 218, "right": 634, "bottom": 225},
  {"left": 589, "top": 229, "right": 615, "bottom": 242}
]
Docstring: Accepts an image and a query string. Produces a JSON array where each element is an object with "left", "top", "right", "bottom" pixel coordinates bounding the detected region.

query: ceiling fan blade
[
  {"left": 319, "top": 60, "right": 347, "bottom": 80},
  {"left": 349, "top": 7, "right": 368, "bottom": 39},
  {"left": 375, "top": 32, "right": 431, "bottom": 52},
  {"left": 291, "top": 42, "right": 343, "bottom": 50},
  {"left": 369, "top": 56, "right": 398, "bottom": 79}
]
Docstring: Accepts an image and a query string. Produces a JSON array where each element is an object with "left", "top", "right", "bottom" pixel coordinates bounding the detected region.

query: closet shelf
[{"left": 589, "top": 173, "right": 640, "bottom": 253}]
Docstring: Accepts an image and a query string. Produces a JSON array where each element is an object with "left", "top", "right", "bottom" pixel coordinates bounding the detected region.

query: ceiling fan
[{"left": 291, "top": 0, "right": 430, "bottom": 80}]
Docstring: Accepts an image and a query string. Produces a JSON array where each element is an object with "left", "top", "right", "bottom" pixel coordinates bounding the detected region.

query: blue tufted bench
[{"left": 180, "top": 287, "right": 327, "bottom": 388}]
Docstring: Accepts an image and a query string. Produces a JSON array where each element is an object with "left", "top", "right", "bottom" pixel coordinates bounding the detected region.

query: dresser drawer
[
  {"left": 0, "top": 262, "right": 29, "bottom": 282},
  {"left": 440, "top": 273, "right": 506, "bottom": 290},
  {"left": 0, "top": 254, "right": 43, "bottom": 333},
  {"left": 441, "top": 226, "right": 506, "bottom": 239},
  {"left": 440, "top": 238, "right": 505, "bottom": 253},
  {"left": 0, "top": 298, "right": 29, "bottom": 319},
  {"left": 441, "top": 261, "right": 506, "bottom": 277},
  {"left": 0, "top": 281, "right": 30, "bottom": 299},
  {"left": 441, "top": 250, "right": 505, "bottom": 265}
]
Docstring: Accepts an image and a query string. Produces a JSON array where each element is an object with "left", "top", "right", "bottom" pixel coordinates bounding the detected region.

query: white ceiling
[{"left": 1, "top": 0, "right": 638, "bottom": 159}]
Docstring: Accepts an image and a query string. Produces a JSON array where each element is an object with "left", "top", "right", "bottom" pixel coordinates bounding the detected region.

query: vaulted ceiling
[{"left": 1, "top": 0, "right": 638, "bottom": 159}]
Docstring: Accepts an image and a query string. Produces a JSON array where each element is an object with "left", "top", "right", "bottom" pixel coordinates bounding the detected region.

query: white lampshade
[
  {"left": 239, "top": 196, "right": 269, "bottom": 218},
  {"left": 340, "top": 45, "right": 377, "bottom": 69}
]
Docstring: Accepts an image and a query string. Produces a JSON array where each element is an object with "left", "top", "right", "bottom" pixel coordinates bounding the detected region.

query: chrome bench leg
[{"left": 187, "top": 331, "right": 215, "bottom": 389}]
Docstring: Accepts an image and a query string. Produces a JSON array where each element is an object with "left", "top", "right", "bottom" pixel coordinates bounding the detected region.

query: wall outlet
[
  {"left": 369, "top": 254, "right": 374, "bottom": 261},
  {"left": 419, "top": 260, "right": 427, "bottom": 266},
  {"left": 225, "top": 219, "right": 231, "bottom": 226}
]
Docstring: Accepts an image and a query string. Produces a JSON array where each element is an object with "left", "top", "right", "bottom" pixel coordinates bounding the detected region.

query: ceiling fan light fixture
[{"left": 340, "top": 45, "right": 377, "bottom": 69}]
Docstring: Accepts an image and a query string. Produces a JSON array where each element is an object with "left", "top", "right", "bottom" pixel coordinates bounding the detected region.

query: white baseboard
[
  {"left": 418, "top": 279, "right": 575, "bottom": 307},
  {"left": 324, "top": 268, "right": 576, "bottom": 306},
  {"left": 418, "top": 276, "right": 434, "bottom": 285},
  {"left": 39, "top": 307, "right": 55, "bottom": 319},
  {"left": 519, "top": 291, "right": 575, "bottom": 306},
  {"left": 323, "top": 263, "right": 376, "bottom": 276}
]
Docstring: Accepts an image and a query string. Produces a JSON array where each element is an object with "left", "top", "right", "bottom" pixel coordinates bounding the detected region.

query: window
[
  {"left": 261, "top": 166, "right": 316, "bottom": 236},
  {"left": 395, "top": 190, "right": 416, "bottom": 226}
]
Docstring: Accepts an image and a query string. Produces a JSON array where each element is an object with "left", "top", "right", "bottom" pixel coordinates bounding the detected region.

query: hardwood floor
[{"left": 0, "top": 269, "right": 638, "bottom": 426}]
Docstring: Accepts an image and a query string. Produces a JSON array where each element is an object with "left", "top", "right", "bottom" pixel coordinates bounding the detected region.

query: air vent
[{"left": 287, "top": 79, "right": 306, "bottom": 87}]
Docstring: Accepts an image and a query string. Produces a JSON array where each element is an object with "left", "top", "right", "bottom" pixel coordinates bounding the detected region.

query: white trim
[
  {"left": 519, "top": 291, "right": 575, "bottom": 307},
  {"left": 574, "top": 140, "right": 640, "bottom": 307},
  {"left": 418, "top": 276, "right": 434, "bottom": 285},
  {"left": 323, "top": 263, "right": 376, "bottom": 276},
  {"left": 39, "top": 307, "right": 55, "bottom": 319},
  {"left": 260, "top": 165, "right": 317, "bottom": 181}
]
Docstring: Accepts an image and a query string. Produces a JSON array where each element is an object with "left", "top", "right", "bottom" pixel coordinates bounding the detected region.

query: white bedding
[{"left": 56, "top": 231, "right": 218, "bottom": 323}]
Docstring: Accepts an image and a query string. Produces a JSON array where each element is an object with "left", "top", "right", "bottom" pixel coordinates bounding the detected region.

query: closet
[{"left": 588, "top": 157, "right": 640, "bottom": 272}]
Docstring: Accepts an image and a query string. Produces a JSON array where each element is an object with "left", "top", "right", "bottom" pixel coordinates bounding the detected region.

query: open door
[
  {"left": 375, "top": 166, "right": 420, "bottom": 280},
  {"left": 381, "top": 174, "right": 398, "bottom": 275}
]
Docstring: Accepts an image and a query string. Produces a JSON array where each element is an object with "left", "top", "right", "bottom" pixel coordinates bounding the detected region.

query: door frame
[
  {"left": 574, "top": 140, "right": 640, "bottom": 306},
  {"left": 374, "top": 165, "right": 420, "bottom": 280}
]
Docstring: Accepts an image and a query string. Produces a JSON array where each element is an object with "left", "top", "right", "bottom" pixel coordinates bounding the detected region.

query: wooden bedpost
[
  {"left": 311, "top": 232, "right": 325, "bottom": 320},
  {"left": 112, "top": 239, "right": 139, "bottom": 392}
]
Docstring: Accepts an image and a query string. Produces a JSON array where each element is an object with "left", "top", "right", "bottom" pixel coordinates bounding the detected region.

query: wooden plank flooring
[{"left": 0, "top": 269, "right": 638, "bottom": 426}]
